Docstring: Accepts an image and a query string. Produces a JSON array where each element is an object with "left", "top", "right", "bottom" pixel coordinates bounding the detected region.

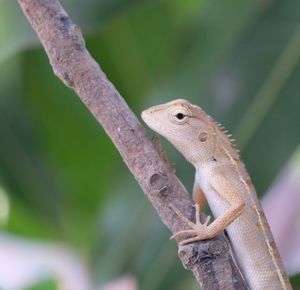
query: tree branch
[{"left": 18, "top": 0, "right": 247, "bottom": 289}]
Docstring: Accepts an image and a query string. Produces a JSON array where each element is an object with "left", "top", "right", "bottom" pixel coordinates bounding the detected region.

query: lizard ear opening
[
  {"left": 198, "top": 132, "right": 208, "bottom": 142},
  {"left": 169, "top": 107, "right": 190, "bottom": 124}
]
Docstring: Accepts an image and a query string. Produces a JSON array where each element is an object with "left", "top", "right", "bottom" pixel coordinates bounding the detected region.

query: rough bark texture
[{"left": 18, "top": 1, "right": 248, "bottom": 289}]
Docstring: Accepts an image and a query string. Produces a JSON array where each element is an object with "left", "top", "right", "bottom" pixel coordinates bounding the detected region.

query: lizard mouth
[
  {"left": 141, "top": 108, "right": 158, "bottom": 130},
  {"left": 141, "top": 109, "right": 194, "bottom": 142},
  {"left": 141, "top": 109, "right": 150, "bottom": 123}
]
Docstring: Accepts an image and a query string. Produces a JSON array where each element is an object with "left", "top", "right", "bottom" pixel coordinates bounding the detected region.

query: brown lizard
[{"left": 141, "top": 99, "right": 292, "bottom": 290}]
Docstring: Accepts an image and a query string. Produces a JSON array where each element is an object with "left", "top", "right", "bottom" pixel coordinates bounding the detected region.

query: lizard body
[{"left": 141, "top": 99, "right": 291, "bottom": 290}]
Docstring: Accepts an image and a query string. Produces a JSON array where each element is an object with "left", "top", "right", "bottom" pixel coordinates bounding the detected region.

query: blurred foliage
[
  {"left": 1, "top": 0, "right": 300, "bottom": 289},
  {"left": 25, "top": 280, "right": 57, "bottom": 290}
]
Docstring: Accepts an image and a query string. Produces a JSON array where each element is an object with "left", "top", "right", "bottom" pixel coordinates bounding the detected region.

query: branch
[{"left": 18, "top": 1, "right": 247, "bottom": 289}]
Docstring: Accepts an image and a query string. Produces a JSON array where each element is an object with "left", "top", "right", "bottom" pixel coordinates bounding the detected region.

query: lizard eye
[
  {"left": 175, "top": 113, "right": 185, "bottom": 120},
  {"left": 170, "top": 108, "right": 189, "bottom": 124}
]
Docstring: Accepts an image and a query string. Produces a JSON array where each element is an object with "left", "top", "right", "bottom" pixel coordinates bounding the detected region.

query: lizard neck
[{"left": 194, "top": 159, "right": 216, "bottom": 176}]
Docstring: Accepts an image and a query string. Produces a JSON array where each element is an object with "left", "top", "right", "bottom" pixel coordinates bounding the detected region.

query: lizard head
[{"left": 141, "top": 99, "right": 217, "bottom": 165}]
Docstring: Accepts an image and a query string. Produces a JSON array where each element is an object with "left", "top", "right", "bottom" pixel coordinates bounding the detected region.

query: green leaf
[{"left": 25, "top": 279, "right": 57, "bottom": 290}]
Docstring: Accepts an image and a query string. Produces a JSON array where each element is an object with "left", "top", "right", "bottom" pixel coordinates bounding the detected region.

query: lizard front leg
[
  {"left": 169, "top": 180, "right": 208, "bottom": 239},
  {"left": 192, "top": 180, "right": 206, "bottom": 210},
  {"left": 170, "top": 173, "right": 245, "bottom": 244}
]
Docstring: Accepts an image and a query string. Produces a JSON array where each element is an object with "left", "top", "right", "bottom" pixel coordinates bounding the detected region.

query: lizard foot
[{"left": 169, "top": 203, "right": 212, "bottom": 245}]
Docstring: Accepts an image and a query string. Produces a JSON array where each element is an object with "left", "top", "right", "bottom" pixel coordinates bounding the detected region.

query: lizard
[{"left": 141, "top": 99, "right": 292, "bottom": 290}]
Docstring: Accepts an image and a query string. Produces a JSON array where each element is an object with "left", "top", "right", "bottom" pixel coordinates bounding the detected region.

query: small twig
[{"left": 18, "top": 1, "right": 247, "bottom": 289}]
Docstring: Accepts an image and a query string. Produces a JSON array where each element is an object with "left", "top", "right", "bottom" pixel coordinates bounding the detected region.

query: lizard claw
[
  {"left": 169, "top": 203, "right": 212, "bottom": 244},
  {"left": 170, "top": 229, "right": 197, "bottom": 240},
  {"left": 203, "top": 215, "right": 211, "bottom": 226}
]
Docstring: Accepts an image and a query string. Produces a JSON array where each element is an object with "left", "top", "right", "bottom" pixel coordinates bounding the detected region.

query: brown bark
[{"left": 18, "top": 1, "right": 248, "bottom": 289}]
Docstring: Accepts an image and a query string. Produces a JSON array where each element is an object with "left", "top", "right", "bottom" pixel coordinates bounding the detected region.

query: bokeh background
[{"left": 1, "top": 0, "right": 300, "bottom": 289}]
